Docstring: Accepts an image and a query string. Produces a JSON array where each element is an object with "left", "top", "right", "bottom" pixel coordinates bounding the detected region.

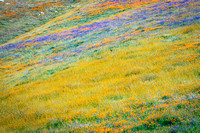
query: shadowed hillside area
[
  {"left": 0, "top": 0, "right": 86, "bottom": 44},
  {"left": 0, "top": 0, "right": 200, "bottom": 132}
]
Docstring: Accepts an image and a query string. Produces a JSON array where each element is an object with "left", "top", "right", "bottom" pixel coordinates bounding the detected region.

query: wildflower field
[{"left": 0, "top": 0, "right": 200, "bottom": 132}]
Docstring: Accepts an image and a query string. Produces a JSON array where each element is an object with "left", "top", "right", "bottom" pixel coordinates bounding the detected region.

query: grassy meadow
[{"left": 0, "top": 0, "right": 200, "bottom": 132}]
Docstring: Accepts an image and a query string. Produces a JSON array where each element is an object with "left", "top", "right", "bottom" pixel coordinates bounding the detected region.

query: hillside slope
[
  {"left": 0, "top": 0, "right": 95, "bottom": 44},
  {"left": 0, "top": 0, "right": 200, "bottom": 132}
]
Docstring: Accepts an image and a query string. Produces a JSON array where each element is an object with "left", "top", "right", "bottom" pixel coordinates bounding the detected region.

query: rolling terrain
[{"left": 0, "top": 0, "right": 200, "bottom": 132}]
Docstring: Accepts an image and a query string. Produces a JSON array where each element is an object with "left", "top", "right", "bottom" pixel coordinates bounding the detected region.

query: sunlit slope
[
  {"left": 0, "top": 0, "right": 200, "bottom": 132},
  {"left": 1, "top": 24, "right": 200, "bottom": 132}
]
